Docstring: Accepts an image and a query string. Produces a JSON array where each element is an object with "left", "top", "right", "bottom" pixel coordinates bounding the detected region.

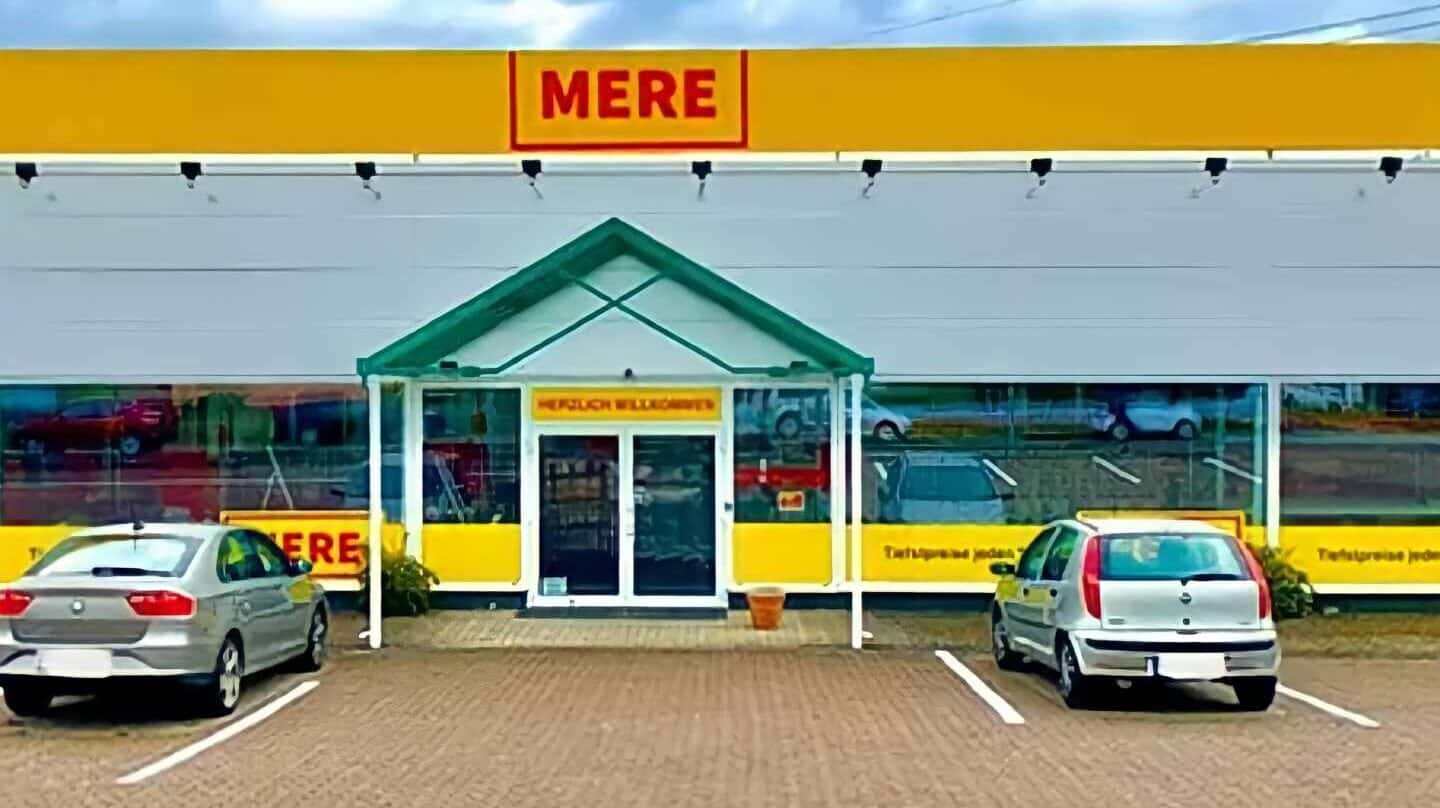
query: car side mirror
[
  {"left": 290, "top": 558, "right": 314, "bottom": 576},
  {"left": 989, "top": 562, "right": 1016, "bottom": 577}
]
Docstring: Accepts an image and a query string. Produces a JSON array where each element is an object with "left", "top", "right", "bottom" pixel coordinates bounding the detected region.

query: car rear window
[
  {"left": 28, "top": 534, "right": 203, "bottom": 578},
  {"left": 899, "top": 466, "right": 997, "bottom": 501},
  {"left": 1099, "top": 533, "right": 1250, "bottom": 582}
]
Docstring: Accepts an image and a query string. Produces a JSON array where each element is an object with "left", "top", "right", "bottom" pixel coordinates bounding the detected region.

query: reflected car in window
[
  {"left": 878, "top": 451, "right": 1012, "bottom": 524},
  {"left": 1090, "top": 394, "right": 1201, "bottom": 441},
  {"left": 11, "top": 397, "right": 179, "bottom": 463},
  {"left": 0, "top": 523, "right": 328, "bottom": 718}
]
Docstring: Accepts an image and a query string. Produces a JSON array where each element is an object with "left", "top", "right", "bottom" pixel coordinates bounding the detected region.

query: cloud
[{"left": 0, "top": 0, "right": 1434, "bottom": 48}]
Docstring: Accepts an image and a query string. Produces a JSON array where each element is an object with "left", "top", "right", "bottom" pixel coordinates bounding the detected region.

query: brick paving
[
  {"left": 357, "top": 608, "right": 903, "bottom": 650},
  {"left": 1, "top": 648, "right": 1435, "bottom": 807}
]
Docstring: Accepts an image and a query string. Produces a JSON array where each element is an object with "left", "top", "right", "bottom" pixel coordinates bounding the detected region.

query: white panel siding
[{"left": 2, "top": 167, "right": 1438, "bottom": 379}]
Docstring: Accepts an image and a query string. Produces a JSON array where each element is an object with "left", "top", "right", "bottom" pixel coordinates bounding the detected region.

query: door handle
[{"left": 239, "top": 599, "right": 253, "bottom": 615}]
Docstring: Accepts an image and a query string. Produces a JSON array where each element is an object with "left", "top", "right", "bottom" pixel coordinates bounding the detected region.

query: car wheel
[
  {"left": 1233, "top": 676, "right": 1277, "bottom": 712},
  {"left": 3, "top": 683, "right": 53, "bottom": 717},
  {"left": 991, "top": 613, "right": 1025, "bottom": 671},
  {"left": 873, "top": 421, "right": 902, "bottom": 442},
  {"left": 292, "top": 608, "right": 328, "bottom": 673},
  {"left": 196, "top": 636, "right": 244, "bottom": 717},
  {"left": 775, "top": 413, "right": 801, "bottom": 440},
  {"left": 1107, "top": 421, "right": 1132, "bottom": 442},
  {"left": 1173, "top": 420, "right": 1199, "bottom": 440},
  {"left": 1056, "top": 637, "right": 1093, "bottom": 709}
]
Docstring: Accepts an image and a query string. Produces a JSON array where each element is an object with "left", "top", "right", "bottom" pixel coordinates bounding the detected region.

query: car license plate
[
  {"left": 37, "top": 648, "right": 113, "bottom": 679},
  {"left": 1151, "top": 653, "right": 1227, "bottom": 681}
]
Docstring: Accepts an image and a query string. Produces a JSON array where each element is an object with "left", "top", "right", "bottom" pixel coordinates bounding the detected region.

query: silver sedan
[{"left": 0, "top": 522, "right": 328, "bottom": 717}]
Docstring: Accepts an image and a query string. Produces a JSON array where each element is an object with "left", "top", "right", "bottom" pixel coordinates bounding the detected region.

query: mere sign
[{"left": 509, "top": 50, "right": 748, "bottom": 150}]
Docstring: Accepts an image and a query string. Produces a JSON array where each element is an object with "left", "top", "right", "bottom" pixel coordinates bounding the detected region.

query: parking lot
[{"left": 2, "top": 644, "right": 1436, "bottom": 807}]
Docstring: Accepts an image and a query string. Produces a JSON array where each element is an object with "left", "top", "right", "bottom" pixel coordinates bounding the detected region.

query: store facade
[{"left": 3, "top": 46, "right": 1440, "bottom": 639}]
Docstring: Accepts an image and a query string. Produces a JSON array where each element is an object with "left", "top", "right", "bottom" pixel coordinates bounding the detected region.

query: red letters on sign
[
  {"left": 311, "top": 532, "right": 336, "bottom": 564},
  {"left": 281, "top": 532, "right": 303, "bottom": 558},
  {"left": 541, "top": 69, "right": 588, "bottom": 119},
  {"left": 338, "top": 532, "right": 363, "bottom": 566},
  {"left": 684, "top": 69, "right": 717, "bottom": 118},
  {"left": 538, "top": 68, "right": 720, "bottom": 120},
  {"left": 596, "top": 69, "right": 629, "bottom": 118},
  {"left": 637, "top": 69, "right": 678, "bottom": 118}
]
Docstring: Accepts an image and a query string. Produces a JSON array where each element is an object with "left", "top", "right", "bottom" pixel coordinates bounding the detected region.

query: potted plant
[
  {"left": 746, "top": 586, "right": 786, "bottom": 630},
  {"left": 356, "top": 551, "right": 440, "bottom": 618}
]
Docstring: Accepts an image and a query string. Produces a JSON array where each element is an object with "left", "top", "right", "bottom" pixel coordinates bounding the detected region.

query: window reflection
[
  {"left": 420, "top": 389, "right": 521, "bottom": 524},
  {"left": 0, "top": 384, "right": 402, "bottom": 526},
  {"left": 733, "top": 387, "right": 831, "bottom": 523},
  {"left": 860, "top": 383, "right": 1267, "bottom": 526},
  {"left": 1282, "top": 383, "right": 1440, "bottom": 525}
]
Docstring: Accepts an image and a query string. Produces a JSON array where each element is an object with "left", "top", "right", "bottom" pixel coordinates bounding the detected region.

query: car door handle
[{"left": 239, "top": 599, "right": 253, "bottom": 615}]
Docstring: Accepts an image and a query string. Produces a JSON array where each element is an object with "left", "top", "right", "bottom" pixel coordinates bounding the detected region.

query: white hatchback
[{"left": 989, "top": 518, "right": 1280, "bottom": 710}]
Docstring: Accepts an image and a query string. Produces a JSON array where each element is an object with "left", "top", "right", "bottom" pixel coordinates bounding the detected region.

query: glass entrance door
[
  {"left": 538, "top": 435, "right": 621, "bottom": 597},
  {"left": 632, "top": 435, "right": 716, "bottom": 598},
  {"left": 533, "top": 429, "right": 719, "bottom": 606}
]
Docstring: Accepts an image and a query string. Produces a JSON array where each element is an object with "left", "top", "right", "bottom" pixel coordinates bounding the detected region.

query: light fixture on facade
[
  {"left": 1191, "top": 156, "right": 1229, "bottom": 198},
  {"left": 180, "top": 161, "right": 203, "bottom": 189},
  {"left": 522, "top": 159, "right": 543, "bottom": 198},
  {"left": 355, "top": 161, "right": 381, "bottom": 200},
  {"left": 1380, "top": 155, "right": 1404, "bottom": 183},
  {"left": 860, "top": 158, "right": 882, "bottom": 198},
  {"left": 691, "top": 160, "right": 712, "bottom": 199},
  {"left": 15, "top": 162, "right": 37, "bottom": 189},
  {"left": 1025, "top": 158, "right": 1053, "bottom": 199}
]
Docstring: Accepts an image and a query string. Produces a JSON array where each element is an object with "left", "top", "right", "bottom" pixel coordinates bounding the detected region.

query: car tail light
[
  {"left": 1240, "top": 544, "right": 1272, "bottom": 620},
  {"left": 126, "top": 590, "right": 196, "bottom": 618},
  {"left": 1081, "top": 537, "right": 1102, "bottom": 619},
  {"left": 0, "top": 589, "right": 33, "bottom": 617}
]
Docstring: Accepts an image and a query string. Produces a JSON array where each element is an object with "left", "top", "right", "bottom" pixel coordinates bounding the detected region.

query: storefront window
[
  {"left": 860, "top": 383, "right": 1267, "bottom": 526},
  {"left": 421, "top": 388, "right": 521, "bottom": 524},
  {"left": 1282, "top": 382, "right": 1440, "bottom": 524},
  {"left": 733, "top": 387, "right": 831, "bottom": 522},
  {"left": 0, "top": 383, "right": 403, "bottom": 526}
]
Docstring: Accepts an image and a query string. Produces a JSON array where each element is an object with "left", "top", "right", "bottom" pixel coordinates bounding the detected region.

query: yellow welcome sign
[{"left": 532, "top": 387, "right": 722, "bottom": 422}]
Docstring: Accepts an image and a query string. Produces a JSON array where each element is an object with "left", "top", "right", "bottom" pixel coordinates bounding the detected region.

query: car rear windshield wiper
[
  {"left": 91, "top": 566, "right": 173, "bottom": 577},
  {"left": 1181, "top": 573, "right": 1244, "bottom": 583}
]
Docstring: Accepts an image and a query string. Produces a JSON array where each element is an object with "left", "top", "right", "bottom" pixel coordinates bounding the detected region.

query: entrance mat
[{"left": 517, "top": 607, "right": 728, "bottom": 621}]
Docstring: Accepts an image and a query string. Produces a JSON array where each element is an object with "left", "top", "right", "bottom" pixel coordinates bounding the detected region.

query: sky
[{"left": 0, "top": 0, "right": 1438, "bottom": 49}]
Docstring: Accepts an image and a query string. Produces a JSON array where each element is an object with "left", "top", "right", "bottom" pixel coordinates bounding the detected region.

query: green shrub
[
  {"left": 356, "top": 552, "right": 440, "bottom": 618},
  {"left": 1253, "top": 545, "right": 1314, "bottom": 621}
]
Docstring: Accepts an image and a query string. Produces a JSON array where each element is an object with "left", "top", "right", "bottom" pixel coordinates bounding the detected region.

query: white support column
[
  {"left": 366, "top": 377, "right": 384, "bottom": 650},
  {"left": 1266, "top": 380, "right": 1282, "bottom": 548},
  {"left": 849, "top": 373, "right": 864, "bottom": 650},
  {"left": 403, "top": 382, "right": 423, "bottom": 559},
  {"left": 829, "top": 376, "right": 846, "bottom": 589}
]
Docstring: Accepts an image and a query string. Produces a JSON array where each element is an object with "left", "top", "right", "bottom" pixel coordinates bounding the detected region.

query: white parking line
[
  {"left": 935, "top": 650, "right": 1025, "bottom": 725},
  {"left": 1277, "top": 684, "right": 1380, "bottom": 729},
  {"left": 116, "top": 680, "right": 319, "bottom": 785}
]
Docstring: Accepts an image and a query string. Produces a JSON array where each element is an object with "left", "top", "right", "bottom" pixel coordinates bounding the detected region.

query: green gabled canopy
[{"left": 357, "top": 216, "right": 873, "bottom": 379}]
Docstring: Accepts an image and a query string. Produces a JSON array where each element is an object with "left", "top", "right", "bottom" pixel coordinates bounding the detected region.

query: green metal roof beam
[{"left": 358, "top": 217, "right": 873, "bottom": 379}]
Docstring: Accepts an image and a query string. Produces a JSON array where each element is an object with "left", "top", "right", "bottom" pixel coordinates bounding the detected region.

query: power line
[
  {"left": 1237, "top": 2, "right": 1440, "bottom": 43},
  {"left": 1337, "top": 16, "right": 1440, "bottom": 40},
  {"left": 863, "top": 0, "right": 1025, "bottom": 38}
]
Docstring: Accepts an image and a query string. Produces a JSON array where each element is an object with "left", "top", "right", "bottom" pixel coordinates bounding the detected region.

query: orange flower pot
[{"left": 746, "top": 587, "right": 786, "bottom": 631}]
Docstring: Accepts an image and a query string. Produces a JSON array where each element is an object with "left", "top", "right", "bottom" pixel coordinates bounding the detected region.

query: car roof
[
  {"left": 67, "top": 522, "right": 231, "bottom": 541},
  {"left": 900, "top": 451, "right": 982, "bottom": 466},
  {"left": 1074, "top": 518, "right": 1231, "bottom": 536}
]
